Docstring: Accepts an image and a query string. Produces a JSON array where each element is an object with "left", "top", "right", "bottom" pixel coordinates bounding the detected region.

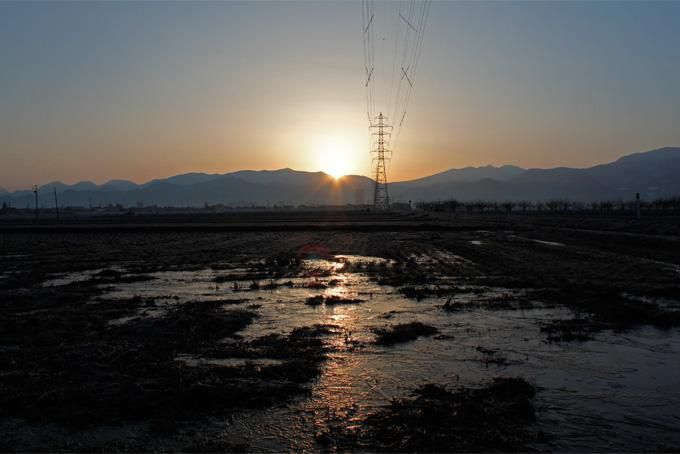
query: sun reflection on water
[{"left": 45, "top": 253, "right": 680, "bottom": 452}]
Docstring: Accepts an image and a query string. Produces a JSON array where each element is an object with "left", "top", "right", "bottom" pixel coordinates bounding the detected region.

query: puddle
[
  {"left": 623, "top": 293, "right": 680, "bottom": 311},
  {"left": 220, "top": 308, "right": 680, "bottom": 452},
  {"left": 0, "top": 270, "right": 19, "bottom": 281},
  {"left": 82, "top": 254, "right": 680, "bottom": 451},
  {"left": 532, "top": 239, "right": 565, "bottom": 247},
  {"left": 334, "top": 255, "right": 392, "bottom": 265},
  {"left": 509, "top": 235, "right": 565, "bottom": 247},
  {"left": 645, "top": 258, "right": 680, "bottom": 276},
  {"left": 41, "top": 268, "right": 112, "bottom": 287},
  {"left": 409, "top": 251, "right": 472, "bottom": 266},
  {"left": 175, "top": 355, "right": 285, "bottom": 368},
  {"left": 107, "top": 306, "right": 166, "bottom": 326}
]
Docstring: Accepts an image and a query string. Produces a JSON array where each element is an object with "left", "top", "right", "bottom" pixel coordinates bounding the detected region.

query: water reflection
[{"left": 51, "top": 254, "right": 680, "bottom": 452}]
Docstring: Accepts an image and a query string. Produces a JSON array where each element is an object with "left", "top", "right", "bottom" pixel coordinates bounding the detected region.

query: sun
[{"left": 317, "top": 137, "right": 354, "bottom": 179}]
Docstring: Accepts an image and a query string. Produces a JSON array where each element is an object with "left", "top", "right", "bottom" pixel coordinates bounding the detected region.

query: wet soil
[
  {"left": 373, "top": 321, "right": 438, "bottom": 345},
  {"left": 1, "top": 212, "right": 679, "bottom": 451},
  {"left": 355, "top": 377, "right": 539, "bottom": 452}
]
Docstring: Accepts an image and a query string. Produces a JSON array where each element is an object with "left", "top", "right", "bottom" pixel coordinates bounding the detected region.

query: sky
[{"left": 2, "top": 1, "right": 680, "bottom": 190}]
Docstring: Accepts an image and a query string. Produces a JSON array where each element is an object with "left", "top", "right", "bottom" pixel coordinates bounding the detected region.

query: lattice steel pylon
[{"left": 371, "top": 112, "right": 392, "bottom": 210}]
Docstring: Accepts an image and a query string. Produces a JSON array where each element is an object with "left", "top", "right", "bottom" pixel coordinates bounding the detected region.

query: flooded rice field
[{"left": 1, "top": 217, "right": 680, "bottom": 451}]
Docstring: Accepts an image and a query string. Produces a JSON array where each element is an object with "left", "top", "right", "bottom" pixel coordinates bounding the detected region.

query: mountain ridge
[{"left": 2, "top": 147, "right": 680, "bottom": 206}]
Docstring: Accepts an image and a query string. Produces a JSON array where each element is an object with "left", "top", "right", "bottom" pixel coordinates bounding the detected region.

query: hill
[{"left": 2, "top": 147, "right": 679, "bottom": 207}]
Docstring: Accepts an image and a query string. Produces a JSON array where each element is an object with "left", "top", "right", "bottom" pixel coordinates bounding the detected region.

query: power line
[
  {"left": 360, "top": 0, "right": 430, "bottom": 209},
  {"left": 389, "top": 0, "right": 430, "bottom": 159}
]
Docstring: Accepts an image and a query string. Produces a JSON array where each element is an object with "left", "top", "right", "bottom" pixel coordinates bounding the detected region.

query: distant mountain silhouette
[
  {"left": 585, "top": 147, "right": 680, "bottom": 194},
  {"left": 390, "top": 147, "right": 680, "bottom": 202},
  {"left": 143, "top": 172, "right": 222, "bottom": 188},
  {"left": 99, "top": 180, "right": 139, "bottom": 192},
  {"left": 2, "top": 147, "right": 680, "bottom": 207},
  {"left": 228, "top": 168, "right": 329, "bottom": 186},
  {"left": 399, "top": 165, "right": 525, "bottom": 186}
]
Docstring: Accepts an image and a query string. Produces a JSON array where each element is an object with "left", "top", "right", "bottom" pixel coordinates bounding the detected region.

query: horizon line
[{"left": 2, "top": 145, "right": 677, "bottom": 192}]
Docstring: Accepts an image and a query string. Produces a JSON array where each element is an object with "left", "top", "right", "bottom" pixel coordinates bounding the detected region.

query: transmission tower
[{"left": 371, "top": 112, "right": 392, "bottom": 210}]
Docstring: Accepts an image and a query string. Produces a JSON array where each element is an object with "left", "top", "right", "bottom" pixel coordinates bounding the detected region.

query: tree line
[{"left": 417, "top": 196, "right": 680, "bottom": 215}]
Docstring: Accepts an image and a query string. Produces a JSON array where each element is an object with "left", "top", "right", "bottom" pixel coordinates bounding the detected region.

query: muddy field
[{"left": 1, "top": 212, "right": 679, "bottom": 452}]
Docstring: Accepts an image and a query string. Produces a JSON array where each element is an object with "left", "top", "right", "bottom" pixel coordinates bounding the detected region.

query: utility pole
[
  {"left": 32, "top": 185, "right": 39, "bottom": 219},
  {"left": 53, "top": 187, "right": 60, "bottom": 221},
  {"left": 371, "top": 112, "right": 391, "bottom": 210}
]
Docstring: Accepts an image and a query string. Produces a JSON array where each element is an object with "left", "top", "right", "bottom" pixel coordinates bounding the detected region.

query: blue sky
[{"left": 2, "top": 1, "right": 680, "bottom": 188}]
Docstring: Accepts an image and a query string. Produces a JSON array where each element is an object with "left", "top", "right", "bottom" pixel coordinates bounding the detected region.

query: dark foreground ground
[{"left": 1, "top": 212, "right": 679, "bottom": 452}]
